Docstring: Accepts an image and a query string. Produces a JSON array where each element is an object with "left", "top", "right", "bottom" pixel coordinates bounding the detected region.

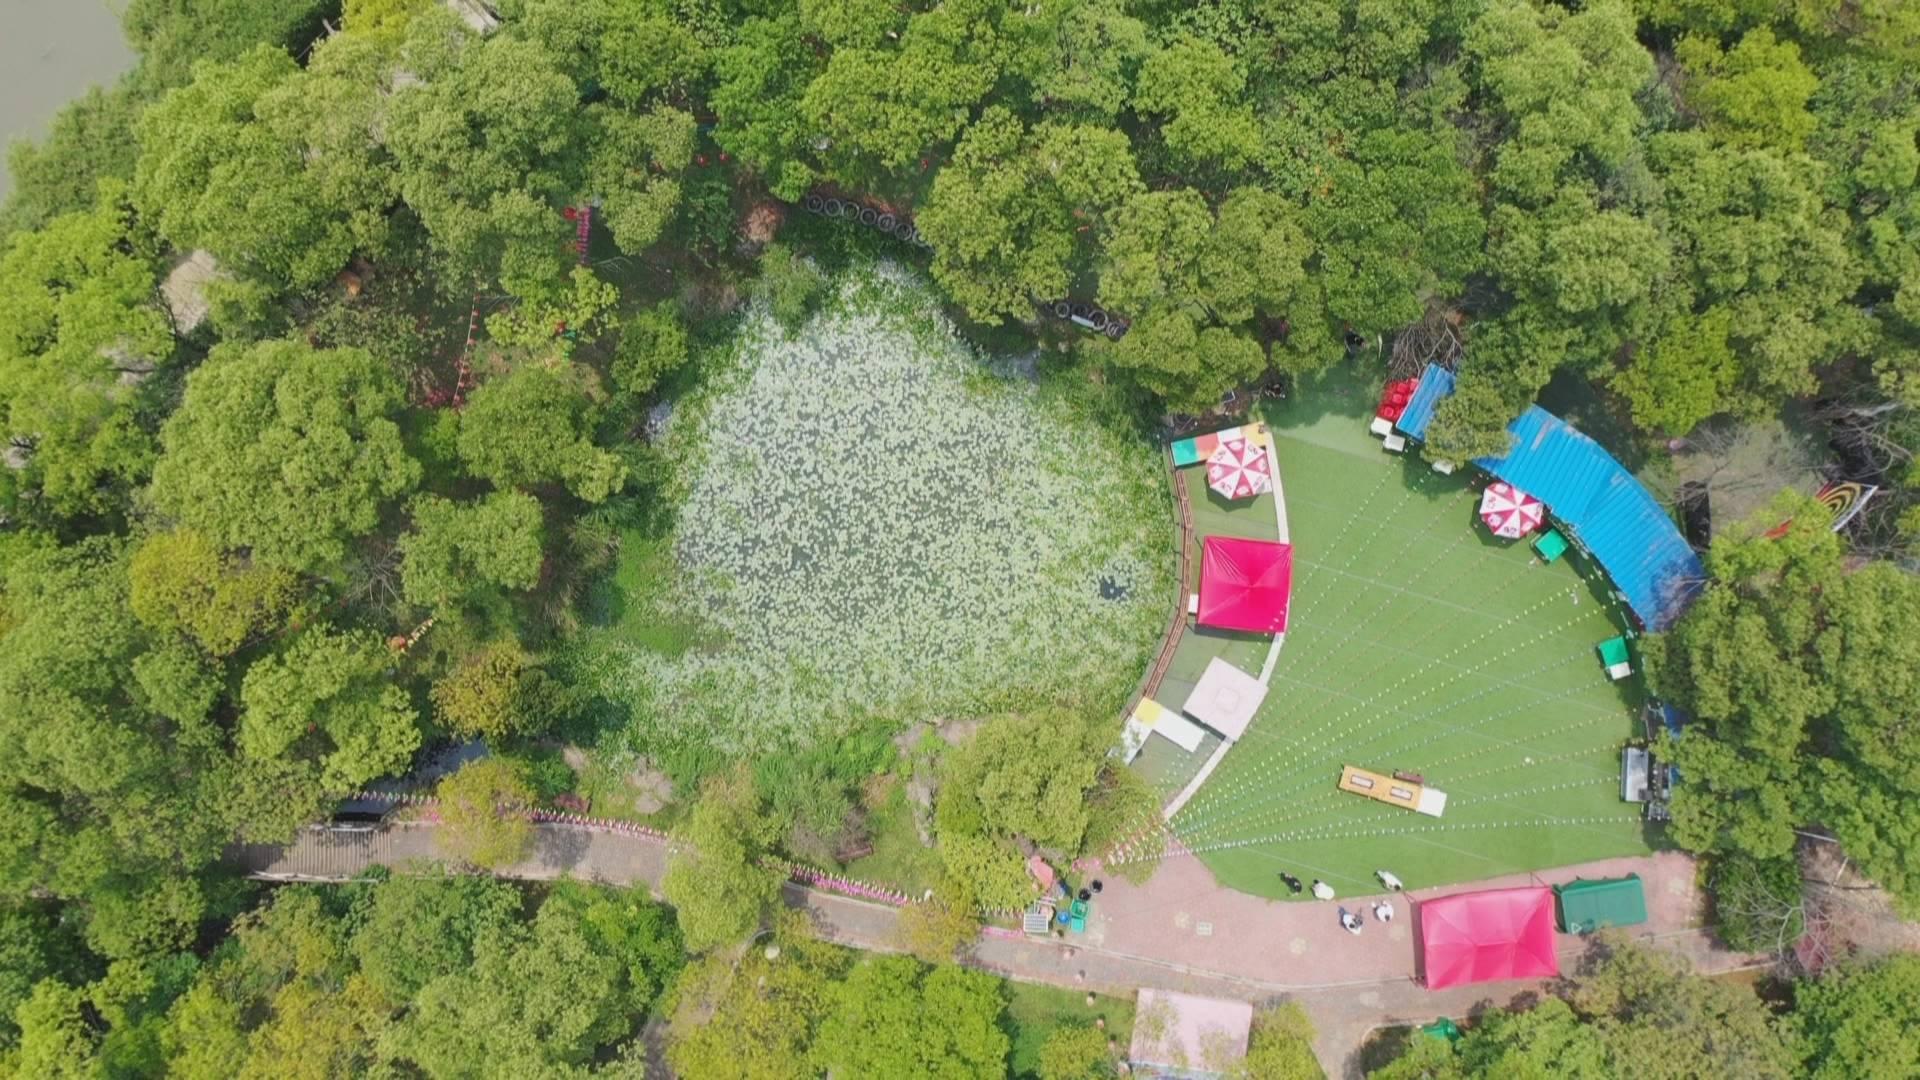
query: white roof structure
[
  {"left": 1129, "top": 989, "right": 1253, "bottom": 1078},
  {"left": 1181, "top": 658, "right": 1267, "bottom": 742},
  {"left": 1122, "top": 699, "right": 1207, "bottom": 761}
]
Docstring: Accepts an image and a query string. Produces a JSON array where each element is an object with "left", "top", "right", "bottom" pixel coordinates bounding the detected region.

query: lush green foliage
[
  {"left": 150, "top": 338, "right": 420, "bottom": 573},
  {"left": 1647, "top": 493, "right": 1920, "bottom": 911},
  {"left": 4, "top": 876, "right": 682, "bottom": 1077},
  {"left": 660, "top": 767, "right": 784, "bottom": 952},
  {"left": 1371, "top": 936, "right": 1794, "bottom": 1080},
  {"left": 435, "top": 758, "right": 537, "bottom": 869},
  {"left": 1, "top": 0, "right": 1919, "bottom": 1072}
]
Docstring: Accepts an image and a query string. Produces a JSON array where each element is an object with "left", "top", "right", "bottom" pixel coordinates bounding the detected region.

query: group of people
[{"left": 1279, "top": 868, "right": 1405, "bottom": 936}]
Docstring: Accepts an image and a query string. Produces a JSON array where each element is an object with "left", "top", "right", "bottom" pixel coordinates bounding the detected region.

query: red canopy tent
[
  {"left": 1419, "top": 886, "right": 1559, "bottom": 989},
  {"left": 1196, "top": 536, "right": 1293, "bottom": 634}
]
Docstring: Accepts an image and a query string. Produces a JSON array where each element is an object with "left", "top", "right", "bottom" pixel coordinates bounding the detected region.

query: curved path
[{"left": 232, "top": 821, "right": 1755, "bottom": 1077}]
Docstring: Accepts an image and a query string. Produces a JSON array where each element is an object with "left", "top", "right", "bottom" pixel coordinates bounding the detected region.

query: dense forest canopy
[{"left": 1, "top": 0, "right": 1919, "bottom": 1074}]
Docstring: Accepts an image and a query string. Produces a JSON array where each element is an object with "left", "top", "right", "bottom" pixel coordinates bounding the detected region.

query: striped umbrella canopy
[
  {"left": 1479, "top": 481, "right": 1545, "bottom": 539},
  {"left": 1206, "top": 437, "right": 1272, "bottom": 500}
]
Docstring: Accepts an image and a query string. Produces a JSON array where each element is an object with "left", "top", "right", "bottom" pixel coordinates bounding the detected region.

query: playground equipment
[
  {"left": 1339, "top": 765, "right": 1448, "bottom": 817},
  {"left": 568, "top": 205, "right": 592, "bottom": 264}
]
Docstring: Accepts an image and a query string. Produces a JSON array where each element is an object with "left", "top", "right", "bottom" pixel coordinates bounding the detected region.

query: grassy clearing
[
  {"left": 842, "top": 778, "right": 943, "bottom": 893},
  {"left": 1005, "top": 982, "right": 1136, "bottom": 1080},
  {"left": 572, "top": 264, "right": 1173, "bottom": 755},
  {"left": 1133, "top": 364, "right": 1658, "bottom": 897}
]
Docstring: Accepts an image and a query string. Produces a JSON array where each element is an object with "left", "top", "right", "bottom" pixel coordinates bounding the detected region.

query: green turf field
[{"left": 1133, "top": 368, "right": 1660, "bottom": 899}]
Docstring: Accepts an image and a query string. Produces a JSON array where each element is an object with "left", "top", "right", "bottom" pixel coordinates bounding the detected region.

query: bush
[
  {"left": 612, "top": 302, "right": 689, "bottom": 399},
  {"left": 752, "top": 243, "right": 826, "bottom": 330}
]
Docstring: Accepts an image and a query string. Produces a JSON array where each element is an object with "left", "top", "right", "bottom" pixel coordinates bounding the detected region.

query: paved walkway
[{"left": 232, "top": 822, "right": 1758, "bottom": 1077}]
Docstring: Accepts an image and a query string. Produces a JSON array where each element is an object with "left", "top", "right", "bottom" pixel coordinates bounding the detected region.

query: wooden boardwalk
[{"left": 1125, "top": 448, "right": 1195, "bottom": 720}]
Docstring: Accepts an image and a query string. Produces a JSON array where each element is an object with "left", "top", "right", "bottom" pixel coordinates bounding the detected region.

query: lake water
[{"left": 0, "top": 0, "right": 136, "bottom": 200}]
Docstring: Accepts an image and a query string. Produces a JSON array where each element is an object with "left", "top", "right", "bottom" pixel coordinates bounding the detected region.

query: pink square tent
[
  {"left": 1196, "top": 536, "right": 1293, "bottom": 634},
  {"left": 1419, "top": 886, "right": 1560, "bottom": 989}
]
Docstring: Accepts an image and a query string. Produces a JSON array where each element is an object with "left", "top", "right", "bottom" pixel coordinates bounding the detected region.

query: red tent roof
[
  {"left": 1197, "top": 536, "right": 1292, "bottom": 634},
  {"left": 1419, "top": 886, "right": 1559, "bottom": 989}
]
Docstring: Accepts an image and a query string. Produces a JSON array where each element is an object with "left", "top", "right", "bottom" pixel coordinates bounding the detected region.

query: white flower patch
[{"left": 594, "top": 267, "right": 1173, "bottom": 751}]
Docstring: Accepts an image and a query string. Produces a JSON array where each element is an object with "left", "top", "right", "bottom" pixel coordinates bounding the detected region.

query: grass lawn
[
  {"left": 843, "top": 778, "right": 943, "bottom": 893},
  {"left": 1005, "top": 982, "right": 1135, "bottom": 1080},
  {"left": 1138, "top": 364, "right": 1659, "bottom": 898}
]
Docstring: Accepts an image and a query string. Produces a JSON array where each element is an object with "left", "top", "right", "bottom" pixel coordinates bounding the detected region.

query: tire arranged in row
[
  {"left": 1042, "top": 299, "right": 1129, "bottom": 340},
  {"left": 804, "top": 194, "right": 931, "bottom": 248}
]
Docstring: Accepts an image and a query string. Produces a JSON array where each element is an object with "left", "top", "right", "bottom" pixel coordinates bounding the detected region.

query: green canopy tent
[{"left": 1554, "top": 875, "right": 1648, "bottom": 934}]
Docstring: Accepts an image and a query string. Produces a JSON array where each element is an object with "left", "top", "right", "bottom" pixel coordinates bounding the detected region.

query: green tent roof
[{"left": 1554, "top": 875, "right": 1648, "bottom": 934}]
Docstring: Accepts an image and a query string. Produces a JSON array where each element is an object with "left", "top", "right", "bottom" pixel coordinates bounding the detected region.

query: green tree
[
  {"left": 435, "top": 758, "right": 536, "bottom": 870},
  {"left": 239, "top": 624, "right": 421, "bottom": 815},
  {"left": 611, "top": 301, "right": 688, "bottom": 398},
  {"left": 1133, "top": 35, "right": 1261, "bottom": 174},
  {"left": 1019, "top": 0, "right": 1147, "bottom": 121},
  {"left": 936, "top": 709, "right": 1110, "bottom": 853},
  {"left": 0, "top": 540, "right": 229, "bottom": 950},
  {"left": 1038, "top": 1024, "right": 1114, "bottom": 1080},
  {"left": 1675, "top": 29, "right": 1820, "bottom": 152},
  {"left": 386, "top": 21, "right": 582, "bottom": 295},
  {"left": 483, "top": 266, "right": 621, "bottom": 356},
  {"left": 665, "top": 920, "right": 847, "bottom": 1080},
  {"left": 918, "top": 108, "right": 1140, "bottom": 323},
  {"left": 129, "top": 529, "right": 300, "bottom": 657},
  {"left": 9, "top": 980, "right": 100, "bottom": 1080},
  {"left": 1792, "top": 955, "right": 1920, "bottom": 1080},
  {"left": 342, "top": 0, "right": 429, "bottom": 40},
  {"left": 150, "top": 337, "right": 419, "bottom": 574},
  {"left": 1425, "top": 371, "right": 1519, "bottom": 463},
  {"left": 661, "top": 767, "right": 784, "bottom": 953},
  {"left": 935, "top": 833, "right": 1034, "bottom": 912},
  {"left": 429, "top": 642, "right": 563, "bottom": 742},
  {"left": 0, "top": 192, "right": 172, "bottom": 521},
  {"left": 1239, "top": 1002, "right": 1323, "bottom": 1079},
  {"left": 122, "top": 0, "right": 338, "bottom": 92},
  {"left": 133, "top": 40, "right": 395, "bottom": 291},
  {"left": 0, "top": 906, "right": 67, "bottom": 1051},
  {"left": 395, "top": 886, "right": 679, "bottom": 1074},
  {"left": 800, "top": 0, "right": 1004, "bottom": 179},
  {"left": 811, "top": 956, "right": 1009, "bottom": 1079},
  {"left": 398, "top": 492, "right": 545, "bottom": 609},
  {"left": 1103, "top": 310, "right": 1267, "bottom": 415},
  {"left": 1308, "top": 125, "right": 1484, "bottom": 338},
  {"left": 456, "top": 363, "right": 625, "bottom": 502},
  {"left": 1571, "top": 935, "right": 1793, "bottom": 1079},
  {"left": 895, "top": 882, "right": 981, "bottom": 963},
  {"left": 709, "top": 15, "right": 824, "bottom": 200},
  {"left": 349, "top": 875, "right": 520, "bottom": 1005},
  {"left": 1649, "top": 492, "right": 1920, "bottom": 910},
  {"left": 0, "top": 86, "right": 142, "bottom": 237},
  {"left": 753, "top": 243, "right": 829, "bottom": 331}
]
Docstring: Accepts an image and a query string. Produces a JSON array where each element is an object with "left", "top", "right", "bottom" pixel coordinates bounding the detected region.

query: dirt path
[{"left": 235, "top": 822, "right": 1761, "bottom": 1076}]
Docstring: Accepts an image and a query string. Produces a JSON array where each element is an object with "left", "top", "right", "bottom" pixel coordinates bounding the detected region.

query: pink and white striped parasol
[
  {"left": 1480, "top": 481, "right": 1544, "bottom": 539},
  {"left": 1206, "top": 438, "right": 1272, "bottom": 500}
]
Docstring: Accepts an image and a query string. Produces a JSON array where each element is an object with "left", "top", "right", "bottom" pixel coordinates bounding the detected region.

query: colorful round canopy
[
  {"left": 1479, "top": 481, "right": 1544, "bottom": 539},
  {"left": 1205, "top": 438, "right": 1273, "bottom": 500}
]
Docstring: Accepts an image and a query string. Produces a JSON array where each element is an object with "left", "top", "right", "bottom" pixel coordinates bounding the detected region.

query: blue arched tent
[{"left": 1474, "top": 408, "right": 1704, "bottom": 630}]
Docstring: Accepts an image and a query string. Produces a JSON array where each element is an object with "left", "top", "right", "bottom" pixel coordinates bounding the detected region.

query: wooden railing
[{"left": 1122, "top": 448, "right": 1195, "bottom": 725}]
